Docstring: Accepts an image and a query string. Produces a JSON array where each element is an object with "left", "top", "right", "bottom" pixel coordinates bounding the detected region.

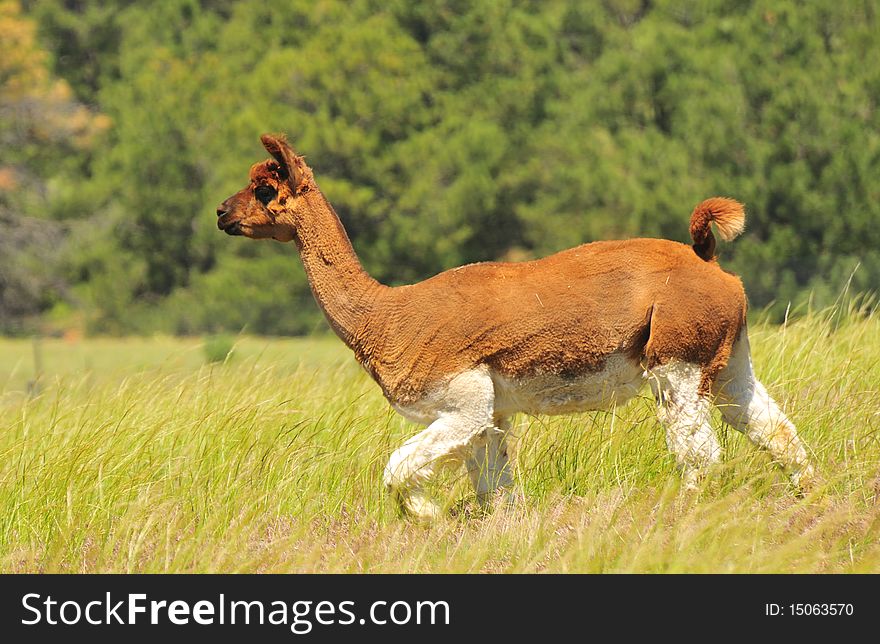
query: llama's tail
[{"left": 689, "top": 197, "right": 745, "bottom": 260}]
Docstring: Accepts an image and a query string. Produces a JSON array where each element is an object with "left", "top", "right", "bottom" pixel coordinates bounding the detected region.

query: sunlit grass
[{"left": 0, "top": 301, "right": 878, "bottom": 572}]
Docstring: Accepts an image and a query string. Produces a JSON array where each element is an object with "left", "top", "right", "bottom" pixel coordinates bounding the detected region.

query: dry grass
[{"left": 1, "top": 301, "right": 878, "bottom": 572}]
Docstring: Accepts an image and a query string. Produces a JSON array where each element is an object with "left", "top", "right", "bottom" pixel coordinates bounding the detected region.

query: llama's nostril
[{"left": 216, "top": 207, "right": 226, "bottom": 217}]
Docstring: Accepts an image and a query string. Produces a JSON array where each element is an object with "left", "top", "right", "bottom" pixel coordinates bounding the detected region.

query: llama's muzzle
[{"left": 216, "top": 215, "right": 242, "bottom": 235}]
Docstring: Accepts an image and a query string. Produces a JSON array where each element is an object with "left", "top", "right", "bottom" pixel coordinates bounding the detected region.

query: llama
[{"left": 216, "top": 134, "right": 817, "bottom": 519}]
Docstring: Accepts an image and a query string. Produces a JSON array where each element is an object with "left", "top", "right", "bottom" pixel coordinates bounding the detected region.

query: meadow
[{"left": 1, "top": 302, "right": 879, "bottom": 573}]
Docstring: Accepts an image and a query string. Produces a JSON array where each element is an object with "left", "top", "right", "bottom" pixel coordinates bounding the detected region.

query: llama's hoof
[
  {"left": 792, "top": 464, "right": 823, "bottom": 495},
  {"left": 388, "top": 486, "right": 443, "bottom": 521},
  {"left": 403, "top": 492, "right": 443, "bottom": 521},
  {"left": 681, "top": 468, "right": 705, "bottom": 492}
]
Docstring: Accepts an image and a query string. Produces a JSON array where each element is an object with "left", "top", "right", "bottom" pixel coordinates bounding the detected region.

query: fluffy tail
[{"left": 689, "top": 197, "right": 745, "bottom": 260}]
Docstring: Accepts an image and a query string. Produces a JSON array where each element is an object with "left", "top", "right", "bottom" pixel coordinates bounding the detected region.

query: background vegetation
[{"left": 2, "top": 0, "right": 878, "bottom": 336}]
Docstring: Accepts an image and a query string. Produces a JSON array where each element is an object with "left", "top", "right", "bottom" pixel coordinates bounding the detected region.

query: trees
[
  {"left": 6, "top": 0, "right": 879, "bottom": 334},
  {"left": 0, "top": 0, "right": 106, "bottom": 332}
]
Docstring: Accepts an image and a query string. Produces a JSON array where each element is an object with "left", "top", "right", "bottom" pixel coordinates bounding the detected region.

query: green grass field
[{"left": 1, "top": 303, "right": 879, "bottom": 573}]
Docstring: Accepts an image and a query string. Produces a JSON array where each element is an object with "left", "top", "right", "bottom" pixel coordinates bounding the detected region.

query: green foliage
[
  {"left": 0, "top": 0, "right": 106, "bottom": 333},
  {"left": 202, "top": 333, "right": 235, "bottom": 363},
  {"left": 3, "top": 0, "right": 879, "bottom": 334},
  {"left": 162, "top": 249, "right": 324, "bottom": 336}
]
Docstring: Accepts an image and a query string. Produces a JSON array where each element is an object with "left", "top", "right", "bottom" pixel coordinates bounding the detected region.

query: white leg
[
  {"left": 384, "top": 368, "right": 495, "bottom": 520},
  {"left": 383, "top": 417, "right": 474, "bottom": 519},
  {"left": 650, "top": 362, "right": 722, "bottom": 489},
  {"left": 466, "top": 416, "right": 514, "bottom": 506},
  {"left": 713, "top": 333, "right": 817, "bottom": 490}
]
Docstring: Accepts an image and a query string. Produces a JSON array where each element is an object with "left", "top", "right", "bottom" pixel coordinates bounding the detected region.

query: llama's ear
[{"left": 260, "top": 133, "right": 303, "bottom": 187}]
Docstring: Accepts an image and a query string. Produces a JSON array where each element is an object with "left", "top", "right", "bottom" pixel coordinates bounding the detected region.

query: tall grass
[{"left": 0, "top": 302, "right": 878, "bottom": 572}]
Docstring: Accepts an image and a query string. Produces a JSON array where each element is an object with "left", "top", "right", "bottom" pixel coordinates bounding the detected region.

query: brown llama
[{"left": 216, "top": 134, "right": 817, "bottom": 519}]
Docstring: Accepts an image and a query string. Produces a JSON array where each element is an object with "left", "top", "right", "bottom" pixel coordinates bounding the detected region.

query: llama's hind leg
[
  {"left": 713, "top": 334, "right": 816, "bottom": 490},
  {"left": 465, "top": 415, "right": 515, "bottom": 506},
  {"left": 649, "top": 362, "right": 722, "bottom": 489}
]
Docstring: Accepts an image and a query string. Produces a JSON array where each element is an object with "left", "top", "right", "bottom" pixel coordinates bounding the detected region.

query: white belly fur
[
  {"left": 492, "top": 352, "right": 645, "bottom": 416},
  {"left": 392, "top": 352, "right": 647, "bottom": 424}
]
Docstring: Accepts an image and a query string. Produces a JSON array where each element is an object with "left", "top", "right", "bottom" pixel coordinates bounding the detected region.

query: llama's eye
[{"left": 254, "top": 185, "right": 276, "bottom": 206}]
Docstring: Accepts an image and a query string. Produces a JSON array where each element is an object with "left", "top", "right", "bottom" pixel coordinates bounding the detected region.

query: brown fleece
[
  {"left": 218, "top": 135, "right": 748, "bottom": 405},
  {"left": 689, "top": 197, "right": 746, "bottom": 261}
]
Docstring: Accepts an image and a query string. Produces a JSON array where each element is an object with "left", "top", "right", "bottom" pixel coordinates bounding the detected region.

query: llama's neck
[{"left": 290, "top": 188, "right": 386, "bottom": 350}]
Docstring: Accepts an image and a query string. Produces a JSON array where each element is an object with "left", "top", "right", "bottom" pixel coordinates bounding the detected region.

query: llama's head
[{"left": 216, "top": 134, "right": 313, "bottom": 242}]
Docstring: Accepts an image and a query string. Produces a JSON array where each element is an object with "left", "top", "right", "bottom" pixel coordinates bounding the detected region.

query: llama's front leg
[
  {"left": 650, "top": 362, "right": 722, "bottom": 489},
  {"left": 384, "top": 368, "right": 497, "bottom": 520},
  {"left": 466, "top": 416, "right": 514, "bottom": 506},
  {"left": 384, "top": 415, "right": 489, "bottom": 519}
]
